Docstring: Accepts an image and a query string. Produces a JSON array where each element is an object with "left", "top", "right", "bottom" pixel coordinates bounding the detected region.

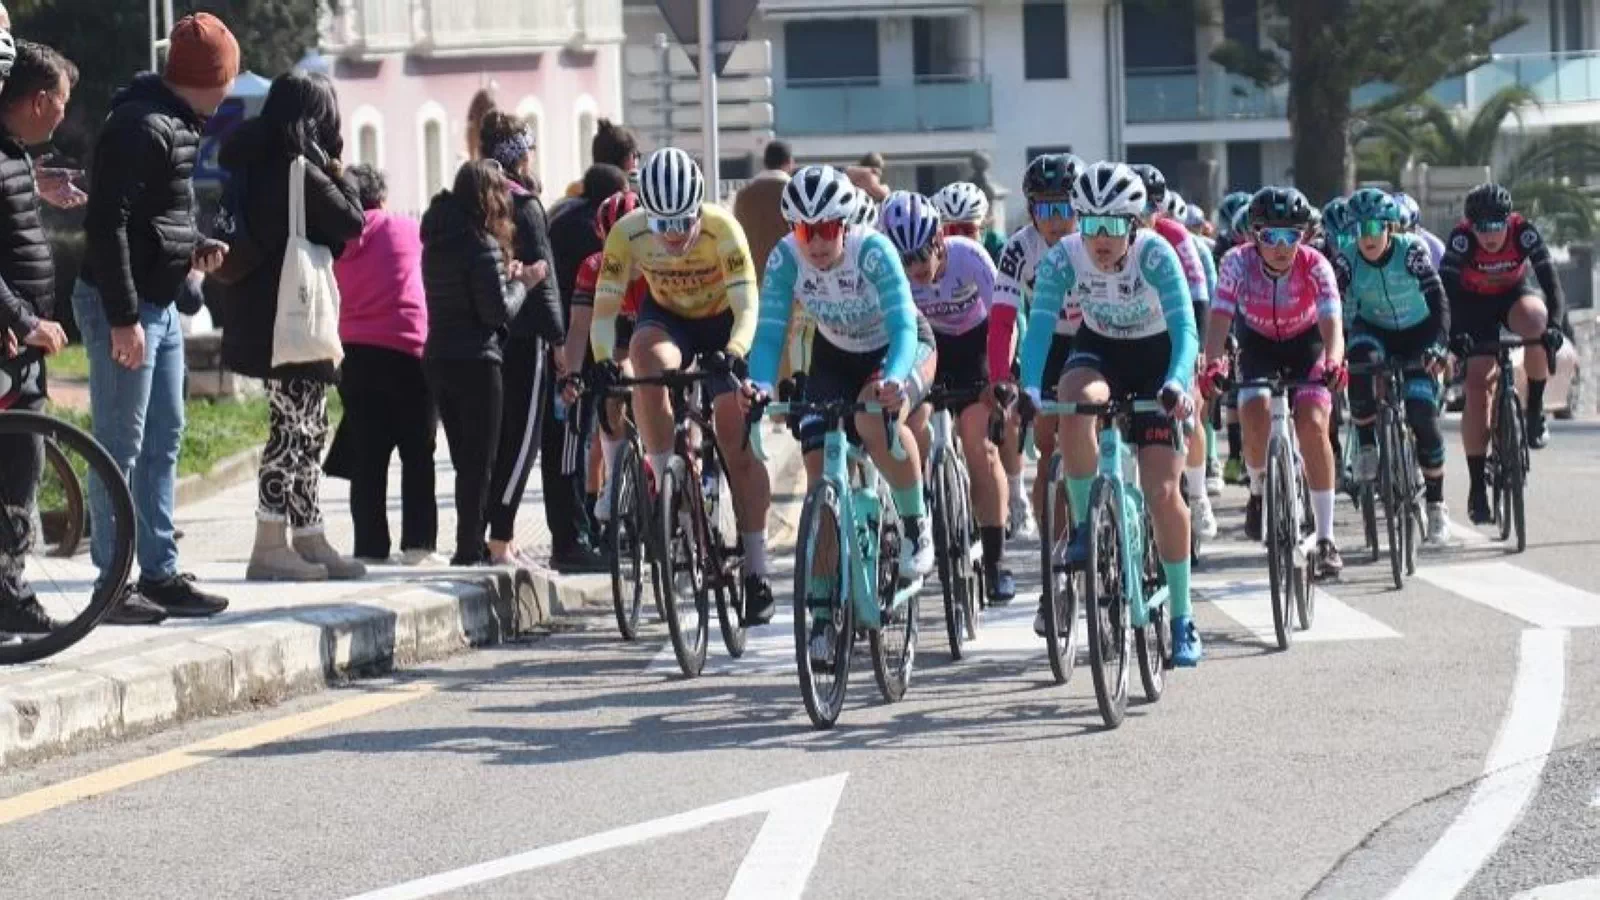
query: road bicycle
[
  {"left": 1233, "top": 376, "right": 1319, "bottom": 650},
  {"left": 1464, "top": 336, "right": 1537, "bottom": 552},
  {"left": 588, "top": 377, "right": 659, "bottom": 642},
  {"left": 1034, "top": 395, "right": 1175, "bottom": 729},
  {"left": 1348, "top": 355, "right": 1431, "bottom": 588},
  {"left": 750, "top": 397, "right": 922, "bottom": 730}
]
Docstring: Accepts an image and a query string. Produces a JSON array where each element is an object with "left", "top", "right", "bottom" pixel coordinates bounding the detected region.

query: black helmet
[
  {"left": 1248, "top": 186, "right": 1313, "bottom": 229},
  {"left": 1464, "top": 183, "right": 1513, "bottom": 224},
  {"left": 1129, "top": 164, "right": 1167, "bottom": 207},
  {"left": 1023, "top": 153, "right": 1083, "bottom": 197}
]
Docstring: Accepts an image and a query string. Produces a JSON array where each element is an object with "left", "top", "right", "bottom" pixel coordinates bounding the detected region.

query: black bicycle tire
[
  {"left": 870, "top": 484, "right": 917, "bottom": 703},
  {"left": 657, "top": 464, "right": 709, "bottom": 677},
  {"left": 1400, "top": 434, "right": 1419, "bottom": 576},
  {"left": 1266, "top": 435, "right": 1294, "bottom": 650},
  {"left": 1294, "top": 466, "right": 1316, "bottom": 631},
  {"left": 0, "top": 412, "right": 135, "bottom": 665},
  {"left": 1506, "top": 387, "right": 1528, "bottom": 553},
  {"left": 608, "top": 440, "right": 645, "bottom": 641},
  {"left": 702, "top": 445, "right": 747, "bottom": 660},
  {"left": 955, "top": 461, "right": 982, "bottom": 640},
  {"left": 1379, "top": 414, "right": 1404, "bottom": 590},
  {"left": 1361, "top": 481, "right": 1379, "bottom": 562},
  {"left": 792, "top": 482, "right": 852, "bottom": 730},
  {"left": 1134, "top": 510, "right": 1167, "bottom": 703},
  {"left": 1084, "top": 477, "right": 1129, "bottom": 729},
  {"left": 42, "top": 438, "right": 84, "bottom": 559},
  {"left": 1040, "top": 454, "right": 1077, "bottom": 686},
  {"left": 930, "top": 448, "right": 963, "bottom": 660}
]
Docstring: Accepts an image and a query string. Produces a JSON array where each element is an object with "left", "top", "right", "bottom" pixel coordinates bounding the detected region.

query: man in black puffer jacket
[
  {"left": 0, "top": 39, "right": 73, "bottom": 636},
  {"left": 72, "top": 13, "right": 239, "bottom": 625}
]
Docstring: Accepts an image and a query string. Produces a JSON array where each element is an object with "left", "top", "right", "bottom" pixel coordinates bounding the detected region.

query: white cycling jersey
[{"left": 994, "top": 223, "right": 1079, "bottom": 335}]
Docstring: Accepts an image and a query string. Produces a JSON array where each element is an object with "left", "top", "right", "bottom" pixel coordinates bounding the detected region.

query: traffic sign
[{"left": 655, "top": 0, "right": 760, "bottom": 75}]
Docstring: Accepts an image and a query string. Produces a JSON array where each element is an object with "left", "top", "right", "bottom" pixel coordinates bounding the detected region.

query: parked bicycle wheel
[
  {"left": 1039, "top": 454, "right": 1078, "bottom": 686},
  {"left": 657, "top": 460, "right": 709, "bottom": 677},
  {"left": 793, "top": 482, "right": 853, "bottom": 730},
  {"left": 870, "top": 483, "right": 917, "bottom": 703},
  {"left": 40, "top": 439, "right": 84, "bottom": 559},
  {"left": 1265, "top": 435, "right": 1295, "bottom": 651},
  {"left": 1083, "top": 478, "right": 1130, "bottom": 729},
  {"left": 607, "top": 439, "right": 648, "bottom": 641},
  {"left": 0, "top": 411, "right": 135, "bottom": 665}
]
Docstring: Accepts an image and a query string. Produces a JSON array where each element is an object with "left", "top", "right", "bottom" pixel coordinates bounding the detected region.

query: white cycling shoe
[
  {"left": 1425, "top": 502, "right": 1452, "bottom": 546},
  {"left": 1008, "top": 494, "right": 1038, "bottom": 541},
  {"left": 1192, "top": 495, "right": 1218, "bottom": 541},
  {"left": 902, "top": 516, "right": 935, "bottom": 577}
]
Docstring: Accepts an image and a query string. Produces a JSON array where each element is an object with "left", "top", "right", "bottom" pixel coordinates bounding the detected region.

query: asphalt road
[{"left": 2, "top": 417, "right": 1598, "bottom": 900}]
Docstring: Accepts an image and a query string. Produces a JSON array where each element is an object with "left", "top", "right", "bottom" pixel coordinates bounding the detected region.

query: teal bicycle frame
[{"left": 1036, "top": 399, "right": 1171, "bottom": 629}]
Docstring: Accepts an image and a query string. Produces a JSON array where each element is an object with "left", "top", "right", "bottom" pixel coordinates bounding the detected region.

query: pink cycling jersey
[
  {"left": 1154, "top": 215, "right": 1208, "bottom": 303},
  {"left": 1213, "top": 243, "right": 1341, "bottom": 341},
  {"left": 910, "top": 235, "right": 996, "bottom": 336}
]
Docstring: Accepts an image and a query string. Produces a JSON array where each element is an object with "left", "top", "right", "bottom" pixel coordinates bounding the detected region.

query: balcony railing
[
  {"left": 322, "top": 0, "right": 623, "bottom": 56},
  {"left": 1125, "top": 67, "right": 1286, "bottom": 123},
  {"left": 1470, "top": 50, "right": 1600, "bottom": 106},
  {"left": 776, "top": 76, "right": 992, "bottom": 136}
]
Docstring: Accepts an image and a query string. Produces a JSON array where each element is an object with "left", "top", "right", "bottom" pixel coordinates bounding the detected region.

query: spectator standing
[
  {"left": 733, "top": 140, "right": 794, "bottom": 283},
  {"left": 73, "top": 13, "right": 237, "bottom": 624},
  {"left": 553, "top": 119, "right": 638, "bottom": 219},
  {"left": 217, "top": 70, "right": 367, "bottom": 582},
  {"left": 477, "top": 111, "right": 564, "bottom": 567},
  {"left": 324, "top": 166, "right": 438, "bottom": 565},
  {"left": 0, "top": 38, "right": 75, "bottom": 635},
  {"left": 421, "top": 160, "right": 543, "bottom": 565}
]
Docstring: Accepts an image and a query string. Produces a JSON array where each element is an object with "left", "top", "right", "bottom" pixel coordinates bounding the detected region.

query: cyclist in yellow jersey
[{"left": 589, "top": 147, "right": 776, "bottom": 624}]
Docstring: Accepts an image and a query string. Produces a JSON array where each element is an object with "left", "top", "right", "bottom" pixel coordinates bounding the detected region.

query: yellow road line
[{"left": 0, "top": 683, "right": 434, "bottom": 827}]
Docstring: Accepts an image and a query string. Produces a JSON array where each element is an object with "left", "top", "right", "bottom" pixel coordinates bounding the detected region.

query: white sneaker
[
  {"left": 1205, "top": 472, "right": 1224, "bottom": 497},
  {"left": 1192, "top": 495, "right": 1218, "bottom": 540},
  {"left": 399, "top": 548, "right": 444, "bottom": 567},
  {"left": 1008, "top": 494, "right": 1038, "bottom": 540},
  {"left": 902, "top": 516, "right": 935, "bottom": 577},
  {"left": 594, "top": 481, "right": 614, "bottom": 523},
  {"left": 1356, "top": 446, "right": 1380, "bottom": 483},
  {"left": 1426, "top": 502, "right": 1452, "bottom": 545}
]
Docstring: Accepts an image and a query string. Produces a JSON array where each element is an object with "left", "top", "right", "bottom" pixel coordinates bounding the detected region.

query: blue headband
[{"left": 490, "top": 130, "right": 534, "bottom": 169}]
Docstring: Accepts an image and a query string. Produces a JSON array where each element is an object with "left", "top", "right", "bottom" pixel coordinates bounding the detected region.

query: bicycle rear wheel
[
  {"left": 703, "top": 447, "right": 746, "bottom": 659},
  {"left": 1265, "top": 435, "right": 1295, "bottom": 651},
  {"left": 1360, "top": 481, "right": 1379, "bottom": 562},
  {"left": 1039, "top": 454, "right": 1078, "bottom": 686},
  {"left": 607, "top": 439, "right": 646, "bottom": 641},
  {"left": 0, "top": 412, "right": 135, "bottom": 665},
  {"left": 931, "top": 450, "right": 964, "bottom": 660},
  {"left": 1134, "top": 510, "right": 1168, "bottom": 703},
  {"left": 41, "top": 439, "right": 84, "bottom": 559},
  {"left": 657, "top": 461, "right": 709, "bottom": 677},
  {"left": 1083, "top": 478, "right": 1130, "bottom": 729},
  {"left": 870, "top": 489, "right": 917, "bottom": 703},
  {"left": 793, "top": 482, "right": 853, "bottom": 729},
  {"left": 1400, "top": 436, "right": 1420, "bottom": 576}
]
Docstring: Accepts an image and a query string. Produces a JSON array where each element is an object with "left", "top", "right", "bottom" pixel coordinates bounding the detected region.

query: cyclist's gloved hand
[
  {"left": 1199, "top": 357, "right": 1230, "bottom": 400},
  {"left": 991, "top": 382, "right": 1018, "bottom": 408},
  {"left": 1159, "top": 379, "right": 1194, "bottom": 420},
  {"left": 1543, "top": 326, "right": 1566, "bottom": 357},
  {"left": 1022, "top": 387, "right": 1043, "bottom": 414},
  {"left": 1422, "top": 343, "right": 1449, "bottom": 373},
  {"left": 1449, "top": 332, "right": 1475, "bottom": 359},
  {"left": 591, "top": 358, "right": 622, "bottom": 392},
  {"left": 1322, "top": 358, "right": 1349, "bottom": 392},
  {"left": 777, "top": 376, "right": 800, "bottom": 402}
]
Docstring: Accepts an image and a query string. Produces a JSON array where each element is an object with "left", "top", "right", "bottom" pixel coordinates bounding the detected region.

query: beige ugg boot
[
  {"left": 247, "top": 519, "right": 329, "bottom": 582},
  {"left": 292, "top": 529, "right": 368, "bottom": 580}
]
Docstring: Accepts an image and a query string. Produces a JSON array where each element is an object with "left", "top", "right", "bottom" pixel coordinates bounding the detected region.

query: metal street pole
[{"left": 697, "top": 0, "right": 720, "bottom": 194}]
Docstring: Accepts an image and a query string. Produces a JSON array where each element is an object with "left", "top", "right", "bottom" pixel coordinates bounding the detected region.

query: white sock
[
  {"left": 1009, "top": 474, "right": 1025, "bottom": 505},
  {"left": 1312, "top": 490, "right": 1335, "bottom": 541},
  {"left": 648, "top": 452, "right": 673, "bottom": 482},
  {"left": 1186, "top": 465, "right": 1206, "bottom": 501},
  {"left": 1248, "top": 467, "right": 1265, "bottom": 497},
  {"left": 601, "top": 436, "right": 623, "bottom": 477},
  {"left": 743, "top": 531, "right": 768, "bottom": 576}
]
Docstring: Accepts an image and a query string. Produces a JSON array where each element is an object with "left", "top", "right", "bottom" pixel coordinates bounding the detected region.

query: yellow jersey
[{"left": 591, "top": 204, "right": 759, "bottom": 360}]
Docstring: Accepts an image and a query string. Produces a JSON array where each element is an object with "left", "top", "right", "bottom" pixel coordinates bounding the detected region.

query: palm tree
[{"left": 1355, "top": 85, "right": 1600, "bottom": 241}]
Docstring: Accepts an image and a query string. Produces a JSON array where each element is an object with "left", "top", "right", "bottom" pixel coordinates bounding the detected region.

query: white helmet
[
  {"left": 1072, "top": 162, "right": 1147, "bottom": 218},
  {"left": 881, "top": 191, "right": 942, "bottom": 255},
  {"left": 1183, "top": 203, "right": 1207, "bottom": 230},
  {"left": 850, "top": 195, "right": 879, "bottom": 229},
  {"left": 638, "top": 147, "right": 705, "bottom": 217},
  {"left": 931, "top": 181, "right": 988, "bottom": 224},
  {"left": 781, "top": 165, "right": 857, "bottom": 224},
  {"left": 1162, "top": 191, "right": 1188, "bottom": 220}
]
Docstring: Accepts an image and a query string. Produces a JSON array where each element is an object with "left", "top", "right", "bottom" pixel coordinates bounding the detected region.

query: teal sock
[
  {"left": 1067, "top": 476, "right": 1094, "bottom": 527},
  {"left": 1163, "top": 559, "right": 1192, "bottom": 619},
  {"left": 1205, "top": 421, "right": 1218, "bottom": 462},
  {"left": 892, "top": 483, "right": 926, "bottom": 519}
]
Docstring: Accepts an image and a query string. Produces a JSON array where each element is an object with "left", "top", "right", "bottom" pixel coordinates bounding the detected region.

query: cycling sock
[
  {"left": 648, "top": 452, "right": 673, "bottom": 482},
  {"left": 743, "top": 531, "right": 768, "bottom": 577},
  {"left": 1466, "top": 455, "right": 1487, "bottom": 493},
  {"left": 1527, "top": 378, "right": 1547, "bottom": 417},
  {"left": 1356, "top": 423, "right": 1377, "bottom": 447},
  {"left": 980, "top": 526, "right": 1004, "bottom": 569},
  {"left": 1162, "top": 559, "right": 1192, "bottom": 619},
  {"left": 1425, "top": 476, "right": 1444, "bottom": 504},
  {"left": 1186, "top": 465, "right": 1206, "bottom": 501},
  {"left": 1248, "top": 466, "right": 1265, "bottom": 497},
  {"left": 1008, "top": 474, "right": 1025, "bottom": 505},
  {"left": 1227, "top": 423, "right": 1242, "bottom": 460},
  {"left": 600, "top": 436, "right": 624, "bottom": 477},
  {"left": 1067, "top": 476, "right": 1094, "bottom": 525},
  {"left": 1312, "top": 490, "right": 1335, "bottom": 541},
  {"left": 1205, "top": 420, "right": 1217, "bottom": 463},
  {"left": 891, "top": 483, "right": 926, "bottom": 520}
]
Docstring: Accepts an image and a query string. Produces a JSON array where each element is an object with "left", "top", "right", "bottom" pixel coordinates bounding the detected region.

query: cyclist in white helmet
[
  {"left": 1019, "top": 161, "right": 1202, "bottom": 666},
  {"left": 933, "top": 180, "right": 1006, "bottom": 262},
  {"left": 591, "top": 146, "right": 779, "bottom": 623}
]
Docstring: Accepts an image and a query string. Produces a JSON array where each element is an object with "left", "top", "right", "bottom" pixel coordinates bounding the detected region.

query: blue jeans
[{"left": 71, "top": 280, "right": 185, "bottom": 583}]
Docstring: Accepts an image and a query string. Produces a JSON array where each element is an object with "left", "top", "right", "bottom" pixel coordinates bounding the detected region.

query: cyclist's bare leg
[
  {"left": 906, "top": 402, "right": 932, "bottom": 474},
  {"left": 959, "top": 403, "right": 1005, "bottom": 528},
  {"left": 712, "top": 392, "right": 771, "bottom": 536},
  {"left": 628, "top": 326, "right": 681, "bottom": 458},
  {"left": 1138, "top": 443, "right": 1189, "bottom": 563},
  {"left": 1239, "top": 392, "right": 1272, "bottom": 479},
  {"left": 1293, "top": 401, "right": 1335, "bottom": 492},
  {"left": 853, "top": 381, "right": 921, "bottom": 492},
  {"left": 1055, "top": 368, "right": 1109, "bottom": 482},
  {"left": 1509, "top": 294, "right": 1551, "bottom": 381},
  {"left": 1462, "top": 355, "right": 1496, "bottom": 455},
  {"left": 1032, "top": 413, "right": 1057, "bottom": 514}
]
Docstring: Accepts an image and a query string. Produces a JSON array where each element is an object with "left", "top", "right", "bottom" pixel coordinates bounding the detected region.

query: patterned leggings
[{"left": 259, "top": 378, "right": 329, "bottom": 530}]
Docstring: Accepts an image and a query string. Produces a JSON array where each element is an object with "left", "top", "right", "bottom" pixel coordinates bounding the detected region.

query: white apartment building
[{"left": 622, "top": 0, "right": 1600, "bottom": 229}]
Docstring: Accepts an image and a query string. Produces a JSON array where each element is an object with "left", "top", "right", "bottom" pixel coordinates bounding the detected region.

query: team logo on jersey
[
  {"left": 998, "top": 243, "right": 1025, "bottom": 279},
  {"left": 1519, "top": 225, "right": 1540, "bottom": 250},
  {"left": 601, "top": 256, "right": 625, "bottom": 277},
  {"left": 725, "top": 252, "right": 747, "bottom": 273},
  {"left": 1450, "top": 233, "right": 1471, "bottom": 254}
]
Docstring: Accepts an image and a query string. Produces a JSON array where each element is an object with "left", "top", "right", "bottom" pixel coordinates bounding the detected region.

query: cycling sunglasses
[
  {"left": 1079, "top": 215, "right": 1132, "bottom": 238},
  {"left": 1356, "top": 219, "right": 1390, "bottom": 238},
  {"left": 1031, "top": 200, "right": 1074, "bottom": 221},
  {"left": 793, "top": 219, "right": 845, "bottom": 243},
  {"left": 1254, "top": 225, "right": 1304, "bottom": 247},
  {"left": 648, "top": 214, "right": 698, "bottom": 236},
  {"left": 1472, "top": 218, "right": 1509, "bottom": 233}
]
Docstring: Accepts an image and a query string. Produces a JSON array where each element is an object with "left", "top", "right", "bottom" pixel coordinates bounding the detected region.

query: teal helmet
[
  {"left": 1347, "top": 187, "right": 1401, "bottom": 225},
  {"left": 1322, "top": 197, "right": 1354, "bottom": 236},
  {"left": 1229, "top": 204, "right": 1249, "bottom": 239},
  {"left": 1217, "top": 191, "right": 1251, "bottom": 237}
]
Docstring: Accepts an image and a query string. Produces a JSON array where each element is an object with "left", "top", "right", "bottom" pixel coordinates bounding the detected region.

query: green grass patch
[
  {"left": 45, "top": 345, "right": 90, "bottom": 379},
  {"left": 179, "top": 396, "right": 272, "bottom": 478}
]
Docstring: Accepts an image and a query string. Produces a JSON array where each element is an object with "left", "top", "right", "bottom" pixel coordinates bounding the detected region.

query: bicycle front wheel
[
  {"left": 1083, "top": 478, "right": 1130, "bottom": 729},
  {"left": 930, "top": 450, "right": 963, "bottom": 660},
  {"left": 1502, "top": 390, "right": 1528, "bottom": 553},
  {"left": 607, "top": 439, "right": 646, "bottom": 641},
  {"left": 0, "top": 412, "right": 135, "bottom": 665},
  {"left": 702, "top": 447, "right": 746, "bottom": 660},
  {"left": 1265, "top": 435, "right": 1295, "bottom": 651},
  {"left": 1039, "top": 453, "right": 1078, "bottom": 686},
  {"left": 793, "top": 482, "right": 853, "bottom": 729},
  {"left": 657, "top": 462, "right": 709, "bottom": 677},
  {"left": 1379, "top": 416, "right": 1403, "bottom": 589},
  {"left": 41, "top": 438, "right": 84, "bottom": 559},
  {"left": 1134, "top": 511, "right": 1168, "bottom": 703}
]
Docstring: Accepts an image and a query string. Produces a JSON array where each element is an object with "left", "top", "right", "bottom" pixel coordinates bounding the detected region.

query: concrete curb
[
  {"left": 0, "top": 565, "right": 611, "bottom": 770},
  {"left": 174, "top": 446, "right": 264, "bottom": 509}
]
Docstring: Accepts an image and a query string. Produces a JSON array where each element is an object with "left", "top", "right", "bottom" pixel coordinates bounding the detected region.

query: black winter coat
[
  {"left": 215, "top": 121, "right": 365, "bottom": 383},
  {"left": 82, "top": 75, "right": 203, "bottom": 327},
  {"left": 507, "top": 187, "right": 563, "bottom": 342},
  {"left": 421, "top": 190, "right": 527, "bottom": 363},
  {"left": 0, "top": 130, "right": 51, "bottom": 341}
]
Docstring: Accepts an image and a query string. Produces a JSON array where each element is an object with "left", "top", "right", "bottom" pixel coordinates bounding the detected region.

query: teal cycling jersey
[
  {"left": 1020, "top": 229, "right": 1198, "bottom": 395},
  {"left": 750, "top": 228, "right": 919, "bottom": 389},
  {"left": 1332, "top": 233, "right": 1448, "bottom": 334}
]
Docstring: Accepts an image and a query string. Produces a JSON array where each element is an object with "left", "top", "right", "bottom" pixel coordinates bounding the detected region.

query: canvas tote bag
[{"left": 271, "top": 155, "right": 344, "bottom": 368}]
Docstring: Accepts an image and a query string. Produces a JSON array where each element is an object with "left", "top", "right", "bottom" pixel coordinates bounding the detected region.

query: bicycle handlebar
[{"left": 744, "top": 395, "right": 907, "bottom": 465}]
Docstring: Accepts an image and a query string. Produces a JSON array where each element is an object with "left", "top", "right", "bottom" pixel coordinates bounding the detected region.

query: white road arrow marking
[
  {"left": 338, "top": 773, "right": 850, "bottom": 900},
  {"left": 1419, "top": 562, "right": 1600, "bottom": 629},
  {"left": 1200, "top": 577, "right": 1402, "bottom": 643}
]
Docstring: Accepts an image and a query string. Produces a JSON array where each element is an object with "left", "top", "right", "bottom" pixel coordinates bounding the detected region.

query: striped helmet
[
  {"left": 851, "top": 195, "right": 880, "bottom": 229},
  {"left": 881, "top": 191, "right": 942, "bottom": 255},
  {"left": 932, "top": 181, "right": 989, "bottom": 224},
  {"left": 781, "top": 165, "right": 857, "bottom": 224},
  {"left": 1072, "top": 162, "right": 1147, "bottom": 218},
  {"left": 638, "top": 147, "right": 705, "bottom": 217},
  {"left": 1162, "top": 190, "right": 1188, "bottom": 220}
]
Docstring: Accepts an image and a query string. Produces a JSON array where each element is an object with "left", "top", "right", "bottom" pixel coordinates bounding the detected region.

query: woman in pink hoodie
[{"left": 325, "top": 165, "right": 439, "bottom": 564}]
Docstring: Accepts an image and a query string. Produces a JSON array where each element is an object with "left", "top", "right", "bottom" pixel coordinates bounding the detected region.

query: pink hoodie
[{"left": 333, "top": 209, "right": 428, "bottom": 358}]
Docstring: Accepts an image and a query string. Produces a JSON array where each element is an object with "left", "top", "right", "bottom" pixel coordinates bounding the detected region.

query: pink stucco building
[{"left": 318, "top": 0, "right": 626, "bottom": 214}]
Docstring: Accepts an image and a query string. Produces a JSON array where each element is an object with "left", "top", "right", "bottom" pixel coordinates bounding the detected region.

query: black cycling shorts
[
  {"left": 1450, "top": 268, "right": 1544, "bottom": 346},
  {"left": 796, "top": 331, "right": 934, "bottom": 453},
  {"left": 1040, "top": 332, "right": 1074, "bottom": 401},
  {"left": 1063, "top": 328, "right": 1181, "bottom": 450},
  {"left": 933, "top": 322, "right": 989, "bottom": 413},
  {"left": 1237, "top": 327, "right": 1332, "bottom": 409},
  {"left": 635, "top": 294, "right": 738, "bottom": 397}
]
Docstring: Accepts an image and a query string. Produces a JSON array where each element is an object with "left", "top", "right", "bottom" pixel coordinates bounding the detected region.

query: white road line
[
  {"left": 1198, "top": 577, "right": 1402, "bottom": 643},
  {"left": 1510, "top": 879, "right": 1600, "bottom": 899},
  {"left": 1386, "top": 628, "right": 1567, "bottom": 900},
  {"left": 338, "top": 773, "right": 850, "bottom": 900},
  {"left": 1418, "top": 563, "right": 1600, "bottom": 629}
]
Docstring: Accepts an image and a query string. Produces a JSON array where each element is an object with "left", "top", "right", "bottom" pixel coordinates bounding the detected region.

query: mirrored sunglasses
[
  {"left": 1254, "top": 226, "right": 1303, "bottom": 247},
  {"left": 1080, "top": 215, "right": 1132, "bottom": 238},
  {"left": 648, "top": 214, "right": 698, "bottom": 236},
  {"left": 793, "top": 219, "right": 844, "bottom": 243},
  {"left": 1031, "top": 201, "right": 1074, "bottom": 221}
]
